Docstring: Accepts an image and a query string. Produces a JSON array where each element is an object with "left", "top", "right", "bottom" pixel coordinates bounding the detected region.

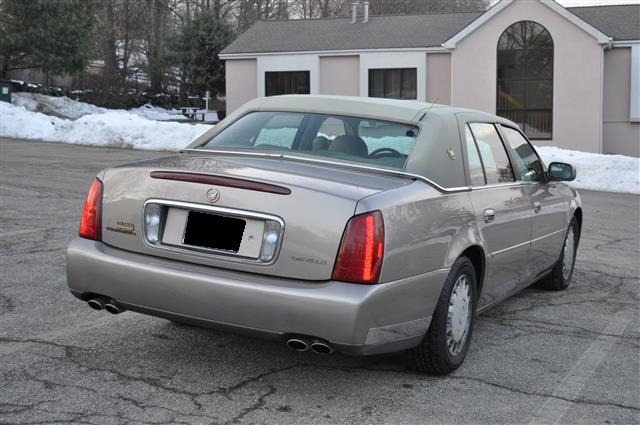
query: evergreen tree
[
  {"left": 0, "top": 0, "right": 95, "bottom": 78},
  {"left": 167, "top": 11, "right": 234, "bottom": 99}
]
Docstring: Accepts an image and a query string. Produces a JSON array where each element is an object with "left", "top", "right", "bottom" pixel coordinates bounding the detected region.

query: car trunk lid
[{"left": 99, "top": 153, "right": 411, "bottom": 280}]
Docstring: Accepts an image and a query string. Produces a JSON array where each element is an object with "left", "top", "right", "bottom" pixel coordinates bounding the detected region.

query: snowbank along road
[{"left": 0, "top": 139, "right": 638, "bottom": 424}]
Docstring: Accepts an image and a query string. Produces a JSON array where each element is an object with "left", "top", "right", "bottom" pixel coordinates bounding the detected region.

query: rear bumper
[{"left": 66, "top": 238, "right": 449, "bottom": 355}]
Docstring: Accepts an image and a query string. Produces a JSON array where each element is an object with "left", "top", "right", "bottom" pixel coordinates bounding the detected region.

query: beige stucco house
[{"left": 220, "top": 0, "right": 640, "bottom": 156}]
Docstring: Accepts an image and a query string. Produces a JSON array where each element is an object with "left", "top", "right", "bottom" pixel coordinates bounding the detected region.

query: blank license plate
[{"left": 183, "top": 211, "right": 246, "bottom": 252}]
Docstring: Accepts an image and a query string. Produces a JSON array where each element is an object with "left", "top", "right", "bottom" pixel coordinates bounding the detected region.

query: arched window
[{"left": 497, "top": 21, "right": 553, "bottom": 140}]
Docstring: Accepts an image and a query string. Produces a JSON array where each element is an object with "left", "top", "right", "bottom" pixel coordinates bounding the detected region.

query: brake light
[
  {"left": 332, "top": 211, "right": 384, "bottom": 284},
  {"left": 79, "top": 178, "right": 103, "bottom": 240}
]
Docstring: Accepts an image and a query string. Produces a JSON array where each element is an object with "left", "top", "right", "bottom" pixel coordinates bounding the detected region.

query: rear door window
[
  {"left": 464, "top": 125, "right": 486, "bottom": 186},
  {"left": 500, "top": 125, "right": 544, "bottom": 182},
  {"left": 468, "top": 123, "right": 515, "bottom": 184}
]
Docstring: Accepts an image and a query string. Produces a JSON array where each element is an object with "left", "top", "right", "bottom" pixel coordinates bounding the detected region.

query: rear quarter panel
[{"left": 356, "top": 182, "right": 481, "bottom": 282}]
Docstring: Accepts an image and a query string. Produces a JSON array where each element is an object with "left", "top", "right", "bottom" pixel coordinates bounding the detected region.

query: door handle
[
  {"left": 533, "top": 202, "right": 542, "bottom": 213},
  {"left": 483, "top": 208, "right": 495, "bottom": 223}
]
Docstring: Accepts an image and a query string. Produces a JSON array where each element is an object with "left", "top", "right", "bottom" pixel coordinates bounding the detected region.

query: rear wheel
[
  {"left": 537, "top": 217, "right": 579, "bottom": 291},
  {"left": 408, "top": 257, "right": 477, "bottom": 375}
]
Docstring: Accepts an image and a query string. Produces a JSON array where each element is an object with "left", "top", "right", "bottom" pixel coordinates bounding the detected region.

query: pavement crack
[
  {"left": 450, "top": 375, "right": 640, "bottom": 412},
  {"left": 484, "top": 316, "right": 640, "bottom": 347},
  {"left": 0, "top": 337, "right": 90, "bottom": 352},
  {"left": 226, "top": 385, "right": 277, "bottom": 424}
]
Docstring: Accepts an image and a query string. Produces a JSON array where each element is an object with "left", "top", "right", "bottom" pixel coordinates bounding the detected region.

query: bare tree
[
  {"left": 145, "top": 0, "right": 169, "bottom": 92},
  {"left": 366, "top": 0, "right": 488, "bottom": 15},
  {"left": 99, "top": 0, "right": 118, "bottom": 80}
]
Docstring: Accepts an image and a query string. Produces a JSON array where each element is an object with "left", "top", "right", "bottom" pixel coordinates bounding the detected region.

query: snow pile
[
  {"left": 0, "top": 102, "right": 211, "bottom": 150},
  {"left": 128, "top": 103, "right": 189, "bottom": 121},
  {"left": 536, "top": 146, "right": 639, "bottom": 195},
  {"left": 12, "top": 92, "right": 188, "bottom": 121},
  {"left": 13, "top": 92, "right": 107, "bottom": 119}
]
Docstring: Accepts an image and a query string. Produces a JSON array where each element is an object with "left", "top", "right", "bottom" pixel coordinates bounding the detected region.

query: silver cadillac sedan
[{"left": 67, "top": 95, "right": 581, "bottom": 375}]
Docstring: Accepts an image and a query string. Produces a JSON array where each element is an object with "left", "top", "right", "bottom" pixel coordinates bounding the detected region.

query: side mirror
[{"left": 547, "top": 162, "right": 576, "bottom": 181}]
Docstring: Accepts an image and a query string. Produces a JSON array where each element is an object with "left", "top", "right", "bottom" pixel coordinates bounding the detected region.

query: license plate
[{"left": 183, "top": 211, "right": 246, "bottom": 252}]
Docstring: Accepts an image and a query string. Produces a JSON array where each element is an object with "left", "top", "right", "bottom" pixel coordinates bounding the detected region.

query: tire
[
  {"left": 537, "top": 217, "right": 579, "bottom": 291},
  {"left": 408, "top": 257, "right": 477, "bottom": 375}
]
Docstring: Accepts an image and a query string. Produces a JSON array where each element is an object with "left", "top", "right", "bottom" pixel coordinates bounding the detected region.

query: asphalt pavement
[{"left": 1, "top": 138, "right": 638, "bottom": 425}]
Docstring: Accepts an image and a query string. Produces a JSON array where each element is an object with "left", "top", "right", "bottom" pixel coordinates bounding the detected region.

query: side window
[
  {"left": 500, "top": 126, "right": 544, "bottom": 182},
  {"left": 254, "top": 114, "right": 303, "bottom": 148},
  {"left": 468, "top": 123, "right": 515, "bottom": 184},
  {"left": 464, "top": 125, "right": 486, "bottom": 186}
]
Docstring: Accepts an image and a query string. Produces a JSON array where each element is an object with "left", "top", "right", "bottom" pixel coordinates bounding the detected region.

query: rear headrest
[{"left": 328, "top": 135, "right": 368, "bottom": 157}]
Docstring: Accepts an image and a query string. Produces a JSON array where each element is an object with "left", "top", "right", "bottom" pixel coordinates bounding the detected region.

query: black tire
[
  {"left": 537, "top": 217, "right": 579, "bottom": 291},
  {"left": 408, "top": 257, "right": 477, "bottom": 375}
]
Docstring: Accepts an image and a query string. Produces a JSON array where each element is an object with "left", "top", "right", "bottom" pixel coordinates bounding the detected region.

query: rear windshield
[{"left": 198, "top": 111, "right": 419, "bottom": 170}]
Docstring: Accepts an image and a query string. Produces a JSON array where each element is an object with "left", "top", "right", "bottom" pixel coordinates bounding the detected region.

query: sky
[
  {"left": 489, "top": 0, "right": 640, "bottom": 6},
  {"left": 555, "top": 0, "right": 639, "bottom": 5}
]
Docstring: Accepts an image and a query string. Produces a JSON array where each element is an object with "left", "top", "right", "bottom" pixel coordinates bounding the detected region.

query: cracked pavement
[{"left": 1, "top": 139, "right": 638, "bottom": 424}]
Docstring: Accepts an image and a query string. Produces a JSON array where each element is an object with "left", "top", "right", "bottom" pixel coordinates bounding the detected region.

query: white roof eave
[{"left": 442, "top": 0, "right": 611, "bottom": 49}]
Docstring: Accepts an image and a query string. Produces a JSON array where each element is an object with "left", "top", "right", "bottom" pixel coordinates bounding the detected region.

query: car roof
[{"left": 243, "top": 95, "right": 513, "bottom": 127}]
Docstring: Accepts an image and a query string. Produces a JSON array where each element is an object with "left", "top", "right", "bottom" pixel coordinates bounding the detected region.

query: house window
[
  {"left": 265, "top": 71, "right": 310, "bottom": 96},
  {"left": 497, "top": 21, "right": 553, "bottom": 140},
  {"left": 369, "top": 68, "right": 417, "bottom": 100}
]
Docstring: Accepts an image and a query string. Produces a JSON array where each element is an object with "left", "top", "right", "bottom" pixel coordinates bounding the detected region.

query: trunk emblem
[{"left": 206, "top": 188, "right": 221, "bottom": 203}]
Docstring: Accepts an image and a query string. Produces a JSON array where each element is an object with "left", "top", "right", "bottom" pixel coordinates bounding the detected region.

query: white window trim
[
  {"left": 359, "top": 51, "right": 426, "bottom": 102},
  {"left": 256, "top": 55, "right": 319, "bottom": 98},
  {"left": 631, "top": 44, "right": 640, "bottom": 122}
]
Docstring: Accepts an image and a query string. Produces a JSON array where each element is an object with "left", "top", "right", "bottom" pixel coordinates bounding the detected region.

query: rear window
[{"left": 199, "top": 111, "right": 419, "bottom": 170}]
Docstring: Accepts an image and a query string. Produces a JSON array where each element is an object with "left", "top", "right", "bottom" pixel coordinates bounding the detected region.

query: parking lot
[{"left": 1, "top": 138, "right": 638, "bottom": 424}]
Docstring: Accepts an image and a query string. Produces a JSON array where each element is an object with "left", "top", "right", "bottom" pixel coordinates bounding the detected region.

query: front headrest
[{"left": 328, "top": 135, "right": 368, "bottom": 157}]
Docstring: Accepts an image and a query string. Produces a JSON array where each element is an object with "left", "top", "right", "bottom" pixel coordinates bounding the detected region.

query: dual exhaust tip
[
  {"left": 89, "top": 298, "right": 332, "bottom": 354},
  {"left": 87, "top": 296, "right": 124, "bottom": 314},
  {"left": 286, "top": 337, "right": 334, "bottom": 355}
]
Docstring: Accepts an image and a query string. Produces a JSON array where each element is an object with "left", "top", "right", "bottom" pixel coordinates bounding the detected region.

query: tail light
[
  {"left": 332, "top": 211, "right": 384, "bottom": 284},
  {"left": 79, "top": 178, "right": 103, "bottom": 240}
]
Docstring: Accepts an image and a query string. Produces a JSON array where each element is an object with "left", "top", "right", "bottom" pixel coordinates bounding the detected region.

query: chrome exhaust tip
[
  {"left": 310, "top": 340, "right": 334, "bottom": 355},
  {"left": 87, "top": 298, "right": 106, "bottom": 311},
  {"left": 286, "top": 338, "right": 309, "bottom": 352},
  {"left": 104, "top": 301, "right": 124, "bottom": 314}
]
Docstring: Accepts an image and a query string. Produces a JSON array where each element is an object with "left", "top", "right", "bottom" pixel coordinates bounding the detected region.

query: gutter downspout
[{"left": 598, "top": 38, "right": 613, "bottom": 154}]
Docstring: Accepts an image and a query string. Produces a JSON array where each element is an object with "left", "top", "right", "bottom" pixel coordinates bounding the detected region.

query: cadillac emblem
[{"left": 206, "top": 188, "right": 220, "bottom": 203}]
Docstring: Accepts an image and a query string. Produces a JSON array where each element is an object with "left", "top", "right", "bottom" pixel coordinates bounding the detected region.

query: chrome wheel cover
[
  {"left": 562, "top": 227, "right": 575, "bottom": 281},
  {"left": 446, "top": 274, "right": 471, "bottom": 356}
]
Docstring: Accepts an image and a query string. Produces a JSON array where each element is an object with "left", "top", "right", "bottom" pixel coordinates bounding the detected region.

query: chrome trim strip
[
  {"left": 142, "top": 199, "right": 285, "bottom": 266},
  {"left": 531, "top": 228, "right": 566, "bottom": 243},
  {"left": 491, "top": 239, "right": 530, "bottom": 257},
  {"left": 469, "top": 182, "right": 526, "bottom": 190},
  {"left": 490, "top": 228, "right": 566, "bottom": 257},
  {"left": 180, "top": 148, "right": 471, "bottom": 194}
]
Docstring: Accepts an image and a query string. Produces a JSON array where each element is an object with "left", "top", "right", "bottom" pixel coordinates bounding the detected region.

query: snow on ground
[
  {"left": 12, "top": 92, "right": 189, "bottom": 121},
  {"left": 536, "top": 146, "right": 639, "bottom": 195},
  {"left": 1, "top": 99, "right": 637, "bottom": 194},
  {"left": 1, "top": 101, "right": 211, "bottom": 150}
]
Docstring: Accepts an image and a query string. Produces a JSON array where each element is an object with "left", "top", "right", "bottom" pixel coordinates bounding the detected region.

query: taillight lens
[
  {"left": 79, "top": 178, "right": 103, "bottom": 240},
  {"left": 332, "top": 211, "right": 384, "bottom": 284}
]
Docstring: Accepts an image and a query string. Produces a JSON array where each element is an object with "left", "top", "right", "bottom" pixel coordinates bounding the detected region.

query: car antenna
[{"left": 419, "top": 97, "right": 439, "bottom": 121}]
